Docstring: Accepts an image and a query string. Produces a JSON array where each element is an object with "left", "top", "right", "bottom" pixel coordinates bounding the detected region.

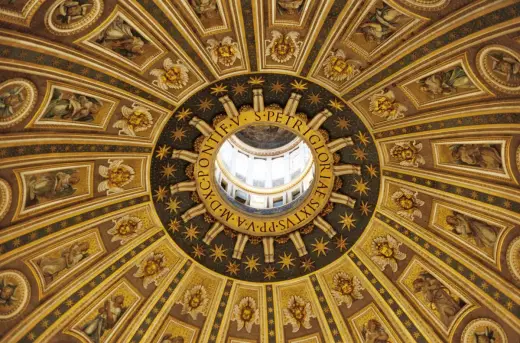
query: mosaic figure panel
[
  {"left": 432, "top": 139, "right": 514, "bottom": 182},
  {"left": 68, "top": 279, "right": 142, "bottom": 343},
  {"left": 188, "top": 0, "right": 225, "bottom": 31},
  {"left": 155, "top": 316, "right": 199, "bottom": 343},
  {"left": 78, "top": 7, "right": 164, "bottom": 72},
  {"left": 31, "top": 82, "right": 117, "bottom": 129},
  {"left": 398, "top": 258, "right": 471, "bottom": 334},
  {"left": 26, "top": 229, "right": 105, "bottom": 296},
  {"left": 346, "top": 0, "right": 421, "bottom": 60},
  {"left": 399, "top": 57, "right": 489, "bottom": 109},
  {"left": 430, "top": 201, "right": 509, "bottom": 265},
  {"left": 15, "top": 162, "right": 94, "bottom": 220},
  {"left": 350, "top": 303, "right": 400, "bottom": 343}
]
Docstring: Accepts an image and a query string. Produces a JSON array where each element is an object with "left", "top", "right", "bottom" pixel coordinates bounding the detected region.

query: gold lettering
[
  {"left": 200, "top": 180, "right": 211, "bottom": 191},
  {"left": 192, "top": 109, "right": 336, "bottom": 236}
]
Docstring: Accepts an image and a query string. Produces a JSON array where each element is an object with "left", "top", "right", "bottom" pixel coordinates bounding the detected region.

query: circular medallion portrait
[
  {"left": 0, "top": 179, "right": 12, "bottom": 222},
  {"left": 0, "top": 79, "right": 38, "bottom": 129},
  {"left": 401, "top": 0, "right": 451, "bottom": 11},
  {"left": 507, "top": 236, "right": 520, "bottom": 283},
  {"left": 45, "top": 0, "right": 104, "bottom": 36},
  {"left": 461, "top": 318, "right": 507, "bottom": 343},
  {"left": 151, "top": 74, "right": 380, "bottom": 282},
  {"left": 478, "top": 45, "right": 520, "bottom": 94},
  {"left": 0, "top": 270, "right": 31, "bottom": 320}
]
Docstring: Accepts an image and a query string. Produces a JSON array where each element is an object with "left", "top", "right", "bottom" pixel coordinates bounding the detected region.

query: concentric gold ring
[{"left": 194, "top": 109, "right": 335, "bottom": 236}]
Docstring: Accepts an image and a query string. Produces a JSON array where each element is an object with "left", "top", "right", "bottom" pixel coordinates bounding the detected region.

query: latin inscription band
[{"left": 194, "top": 110, "right": 335, "bottom": 237}]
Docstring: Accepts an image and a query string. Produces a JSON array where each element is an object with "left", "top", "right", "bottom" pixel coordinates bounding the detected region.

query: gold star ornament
[
  {"left": 335, "top": 235, "right": 348, "bottom": 252},
  {"left": 155, "top": 145, "right": 170, "bottom": 160},
  {"left": 161, "top": 163, "right": 177, "bottom": 179},
  {"left": 352, "top": 147, "right": 367, "bottom": 161},
  {"left": 270, "top": 80, "right": 285, "bottom": 94},
  {"left": 168, "top": 218, "right": 181, "bottom": 233},
  {"left": 244, "top": 255, "right": 261, "bottom": 273},
  {"left": 300, "top": 257, "right": 315, "bottom": 272},
  {"left": 328, "top": 98, "right": 344, "bottom": 111},
  {"left": 278, "top": 252, "right": 295, "bottom": 270},
  {"left": 232, "top": 82, "right": 247, "bottom": 96},
  {"left": 175, "top": 108, "right": 192, "bottom": 121},
  {"left": 226, "top": 261, "right": 240, "bottom": 276},
  {"left": 339, "top": 212, "right": 356, "bottom": 231},
  {"left": 263, "top": 265, "right": 278, "bottom": 280},
  {"left": 290, "top": 79, "right": 308, "bottom": 91},
  {"left": 307, "top": 92, "right": 322, "bottom": 105},
  {"left": 166, "top": 197, "right": 181, "bottom": 214},
  {"left": 183, "top": 223, "right": 199, "bottom": 241},
  {"left": 360, "top": 201, "right": 372, "bottom": 216},
  {"left": 210, "top": 244, "right": 228, "bottom": 262},
  {"left": 355, "top": 131, "right": 370, "bottom": 146},
  {"left": 312, "top": 237, "right": 330, "bottom": 257},
  {"left": 366, "top": 164, "right": 378, "bottom": 178},
  {"left": 154, "top": 186, "right": 168, "bottom": 202},
  {"left": 171, "top": 127, "right": 187, "bottom": 142},
  {"left": 210, "top": 83, "right": 228, "bottom": 95},
  {"left": 334, "top": 116, "right": 350, "bottom": 130},
  {"left": 248, "top": 76, "right": 265, "bottom": 85},
  {"left": 192, "top": 244, "right": 205, "bottom": 259},
  {"left": 198, "top": 98, "right": 214, "bottom": 112},
  {"left": 352, "top": 178, "right": 370, "bottom": 196}
]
